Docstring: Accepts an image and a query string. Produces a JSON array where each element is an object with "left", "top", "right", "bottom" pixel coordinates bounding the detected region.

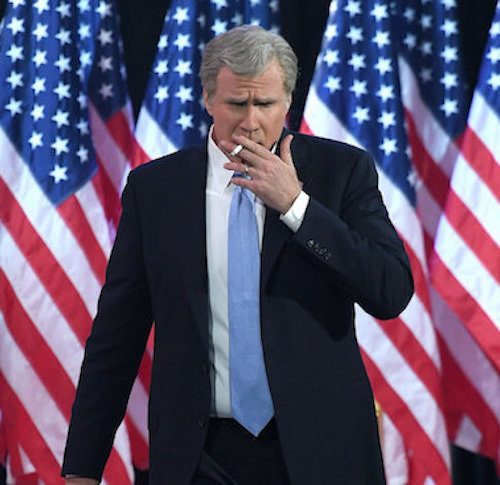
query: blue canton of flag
[
  {"left": 476, "top": 2, "right": 500, "bottom": 105},
  {"left": 395, "top": 0, "right": 470, "bottom": 138},
  {"left": 135, "top": 0, "right": 280, "bottom": 158},
  {"left": 306, "top": 0, "right": 415, "bottom": 204},
  {"left": 0, "top": 0, "right": 128, "bottom": 205}
]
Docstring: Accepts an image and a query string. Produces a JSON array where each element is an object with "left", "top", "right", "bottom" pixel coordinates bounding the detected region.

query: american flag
[
  {"left": 134, "top": 0, "right": 280, "bottom": 159},
  {"left": 0, "top": 0, "right": 142, "bottom": 482},
  {"left": 302, "top": 0, "right": 499, "bottom": 482}
]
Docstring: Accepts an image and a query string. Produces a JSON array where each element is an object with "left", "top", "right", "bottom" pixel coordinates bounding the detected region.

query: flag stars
[
  {"left": 78, "top": 23, "right": 91, "bottom": 39},
  {"left": 212, "top": 19, "right": 228, "bottom": 36},
  {"left": 487, "top": 47, "right": 500, "bottom": 65},
  {"left": 32, "top": 23, "right": 48, "bottom": 41},
  {"left": 441, "top": 19, "right": 457, "bottom": 37},
  {"left": 370, "top": 3, "right": 388, "bottom": 21},
  {"left": 375, "top": 57, "right": 392, "bottom": 75},
  {"left": 440, "top": 98, "right": 458, "bottom": 116},
  {"left": 346, "top": 26, "right": 364, "bottom": 45},
  {"left": 174, "top": 33, "right": 191, "bottom": 51},
  {"left": 177, "top": 112, "right": 194, "bottom": 131},
  {"left": 56, "top": 28, "right": 71, "bottom": 45},
  {"left": 51, "top": 137, "right": 69, "bottom": 156},
  {"left": 491, "top": 22, "right": 500, "bottom": 37},
  {"left": 441, "top": 72, "right": 458, "bottom": 89},
  {"left": 96, "top": 1, "right": 112, "bottom": 17},
  {"left": 5, "top": 98, "right": 22, "bottom": 116},
  {"left": 6, "top": 71, "right": 23, "bottom": 89},
  {"left": 77, "top": 146, "right": 89, "bottom": 163},
  {"left": 7, "top": 16, "right": 24, "bottom": 35},
  {"left": 54, "top": 81, "right": 71, "bottom": 99},
  {"left": 325, "top": 24, "right": 338, "bottom": 41},
  {"left": 99, "top": 55, "right": 113, "bottom": 72},
  {"left": 52, "top": 109, "right": 69, "bottom": 128},
  {"left": 404, "top": 33, "right": 416, "bottom": 50},
  {"left": 323, "top": 49, "right": 339, "bottom": 67},
  {"left": 324, "top": 76, "right": 341, "bottom": 94},
  {"left": 419, "top": 41, "right": 432, "bottom": 56},
  {"left": 155, "top": 60, "right": 168, "bottom": 76},
  {"left": 352, "top": 106, "right": 370, "bottom": 124},
  {"left": 158, "top": 35, "right": 168, "bottom": 50},
  {"left": 33, "top": 49, "right": 48, "bottom": 67},
  {"left": 49, "top": 163, "right": 68, "bottom": 183},
  {"left": 28, "top": 131, "right": 43, "bottom": 149},
  {"left": 78, "top": 0, "right": 90, "bottom": 12},
  {"left": 376, "top": 84, "right": 394, "bottom": 102},
  {"left": 373, "top": 30, "right": 390, "bottom": 49},
  {"left": 173, "top": 6, "right": 189, "bottom": 24},
  {"left": 344, "top": 0, "right": 361, "bottom": 17},
  {"left": 350, "top": 79, "right": 367, "bottom": 98},
  {"left": 174, "top": 59, "right": 192, "bottom": 77},
  {"left": 379, "top": 138, "right": 397, "bottom": 156},
  {"left": 56, "top": 2, "right": 71, "bottom": 17},
  {"left": 33, "top": 0, "right": 49, "bottom": 13},
  {"left": 211, "top": 0, "right": 228, "bottom": 10},
  {"left": 77, "top": 119, "right": 89, "bottom": 135},
  {"left": 420, "top": 15, "right": 432, "bottom": 30},
  {"left": 199, "top": 122, "right": 209, "bottom": 138},
  {"left": 6, "top": 44, "right": 24, "bottom": 62},
  {"left": 98, "top": 28, "right": 112, "bottom": 46},
  {"left": 154, "top": 86, "right": 169, "bottom": 102},
  {"left": 55, "top": 54, "right": 71, "bottom": 73},
  {"left": 32, "top": 77, "right": 46, "bottom": 94},
  {"left": 348, "top": 53, "right": 366, "bottom": 71},
  {"left": 80, "top": 51, "right": 92, "bottom": 68},
  {"left": 441, "top": 46, "right": 458, "bottom": 63},
  {"left": 31, "top": 104, "right": 45, "bottom": 121},
  {"left": 10, "top": 0, "right": 25, "bottom": 7},
  {"left": 487, "top": 73, "right": 500, "bottom": 90},
  {"left": 378, "top": 111, "right": 396, "bottom": 129},
  {"left": 175, "top": 85, "right": 194, "bottom": 104},
  {"left": 99, "top": 83, "right": 113, "bottom": 99},
  {"left": 232, "top": 13, "right": 243, "bottom": 25},
  {"left": 442, "top": 0, "right": 456, "bottom": 9},
  {"left": 403, "top": 7, "right": 415, "bottom": 22},
  {"left": 419, "top": 67, "right": 433, "bottom": 83}
]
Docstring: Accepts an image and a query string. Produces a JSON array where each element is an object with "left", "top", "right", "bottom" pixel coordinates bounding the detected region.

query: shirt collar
[{"left": 207, "top": 125, "right": 234, "bottom": 195}]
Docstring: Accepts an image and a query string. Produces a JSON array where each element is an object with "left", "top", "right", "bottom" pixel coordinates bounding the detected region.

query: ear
[{"left": 203, "top": 89, "right": 213, "bottom": 116}]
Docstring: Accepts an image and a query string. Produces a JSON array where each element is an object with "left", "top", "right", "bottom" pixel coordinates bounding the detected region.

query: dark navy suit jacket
[{"left": 63, "top": 132, "right": 413, "bottom": 484}]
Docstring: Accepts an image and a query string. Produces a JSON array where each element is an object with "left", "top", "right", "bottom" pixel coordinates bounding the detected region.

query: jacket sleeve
[
  {"left": 292, "top": 149, "right": 413, "bottom": 319},
  {"left": 62, "top": 171, "right": 153, "bottom": 480}
]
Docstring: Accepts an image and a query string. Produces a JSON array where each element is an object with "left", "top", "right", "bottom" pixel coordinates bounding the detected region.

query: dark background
[{"left": 0, "top": 0, "right": 498, "bottom": 483}]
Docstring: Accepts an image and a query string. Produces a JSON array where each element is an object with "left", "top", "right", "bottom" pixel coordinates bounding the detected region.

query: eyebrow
[{"left": 225, "top": 97, "right": 277, "bottom": 104}]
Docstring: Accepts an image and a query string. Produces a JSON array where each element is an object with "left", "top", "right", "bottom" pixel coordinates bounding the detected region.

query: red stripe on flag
[
  {"left": 92, "top": 164, "right": 123, "bottom": 231},
  {"left": 430, "top": 253, "right": 500, "bottom": 371},
  {"left": 106, "top": 110, "right": 151, "bottom": 168},
  {"left": 0, "top": 272, "right": 76, "bottom": 418},
  {"left": 58, "top": 195, "right": 108, "bottom": 284},
  {"left": 362, "top": 352, "right": 451, "bottom": 485},
  {"left": 0, "top": 179, "right": 93, "bottom": 344},
  {"left": 437, "top": 335, "right": 500, "bottom": 459},
  {"left": 457, "top": 127, "right": 500, "bottom": 197},
  {"left": 103, "top": 445, "right": 133, "bottom": 485},
  {"left": 0, "top": 374, "right": 63, "bottom": 484},
  {"left": 124, "top": 416, "right": 149, "bottom": 470}
]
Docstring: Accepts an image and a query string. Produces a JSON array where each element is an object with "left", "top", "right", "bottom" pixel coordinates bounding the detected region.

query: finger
[
  {"left": 279, "top": 134, "right": 294, "bottom": 165},
  {"left": 232, "top": 135, "right": 275, "bottom": 161},
  {"left": 224, "top": 161, "right": 252, "bottom": 175}
]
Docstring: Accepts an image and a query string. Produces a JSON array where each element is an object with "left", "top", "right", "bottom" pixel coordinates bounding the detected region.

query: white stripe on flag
[{"left": 135, "top": 107, "right": 178, "bottom": 159}]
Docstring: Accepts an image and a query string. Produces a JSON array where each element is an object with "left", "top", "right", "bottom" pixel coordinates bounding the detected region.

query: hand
[
  {"left": 220, "top": 134, "right": 302, "bottom": 214},
  {"left": 65, "top": 478, "right": 99, "bottom": 484}
]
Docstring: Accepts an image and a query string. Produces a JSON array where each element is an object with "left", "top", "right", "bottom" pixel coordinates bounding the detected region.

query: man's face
[{"left": 203, "top": 60, "right": 291, "bottom": 150}]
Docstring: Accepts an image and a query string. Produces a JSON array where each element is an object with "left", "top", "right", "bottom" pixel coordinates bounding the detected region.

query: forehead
[{"left": 214, "top": 61, "right": 287, "bottom": 97}]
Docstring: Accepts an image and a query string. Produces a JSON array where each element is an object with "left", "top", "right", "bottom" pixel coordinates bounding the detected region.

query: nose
[{"left": 239, "top": 105, "right": 259, "bottom": 136}]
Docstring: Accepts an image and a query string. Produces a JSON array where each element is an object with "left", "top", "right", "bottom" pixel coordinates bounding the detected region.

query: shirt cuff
[{"left": 279, "top": 190, "right": 310, "bottom": 233}]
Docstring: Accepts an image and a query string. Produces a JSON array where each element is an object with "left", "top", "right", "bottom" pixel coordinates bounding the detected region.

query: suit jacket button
[
  {"left": 307, "top": 239, "right": 315, "bottom": 248},
  {"left": 198, "top": 418, "right": 207, "bottom": 428}
]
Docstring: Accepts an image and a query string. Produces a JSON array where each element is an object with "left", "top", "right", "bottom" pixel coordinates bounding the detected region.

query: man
[{"left": 63, "top": 26, "right": 413, "bottom": 484}]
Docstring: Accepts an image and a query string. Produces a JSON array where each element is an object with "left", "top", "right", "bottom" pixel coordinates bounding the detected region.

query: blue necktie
[{"left": 228, "top": 182, "right": 274, "bottom": 436}]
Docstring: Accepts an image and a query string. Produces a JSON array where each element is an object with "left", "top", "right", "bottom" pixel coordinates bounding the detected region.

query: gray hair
[{"left": 200, "top": 25, "right": 298, "bottom": 98}]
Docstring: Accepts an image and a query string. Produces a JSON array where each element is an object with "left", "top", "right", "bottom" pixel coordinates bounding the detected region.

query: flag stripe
[
  {"left": 1, "top": 272, "right": 75, "bottom": 419},
  {"left": 360, "top": 349, "right": 451, "bottom": 484},
  {"left": 58, "top": 196, "right": 108, "bottom": 283},
  {"left": 1, "top": 180, "right": 93, "bottom": 343}
]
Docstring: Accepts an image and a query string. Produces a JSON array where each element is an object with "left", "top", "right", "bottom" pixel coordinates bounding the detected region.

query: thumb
[{"left": 279, "top": 134, "right": 294, "bottom": 165}]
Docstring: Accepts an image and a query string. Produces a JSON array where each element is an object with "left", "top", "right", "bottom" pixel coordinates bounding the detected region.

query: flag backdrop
[
  {"left": 0, "top": 0, "right": 142, "bottom": 482},
  {"left": 302, "top": 0, "right": 499, "bottom": 483},
  {"left": 134, "top": 0, "right": 280, "bottom": 160}
]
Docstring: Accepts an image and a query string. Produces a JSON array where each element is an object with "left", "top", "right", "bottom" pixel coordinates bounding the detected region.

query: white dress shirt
[{"left": 205, "top": 127, "right": 309, "bottom": 416}]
